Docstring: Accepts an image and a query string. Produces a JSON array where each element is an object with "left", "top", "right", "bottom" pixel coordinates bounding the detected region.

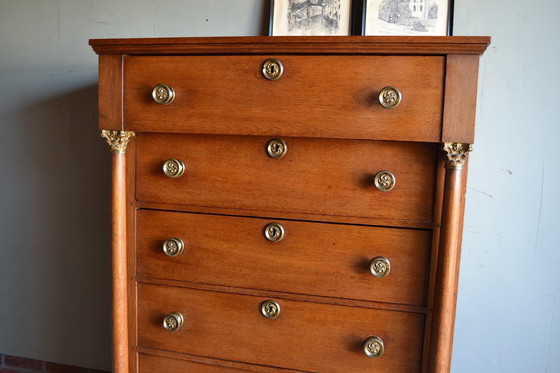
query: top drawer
[{"left": 123, "top": 55, "right": 444, "bottom": 142}]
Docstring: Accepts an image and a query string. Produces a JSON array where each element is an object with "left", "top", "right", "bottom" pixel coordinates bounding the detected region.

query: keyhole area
[
  {"left": 268, "top": 65, "right": 277, "bottom": 76},
  {"left": 265, "top": 223, "right": 284, "bottom": 242},
  {"left": 266, "top": 304, "right": 277, "bottom": 316},
  {"left": 267, "top": 139, "right": 287, "bottom": 158},
  {"left": 261, "top": 300, "right": 281, "bottom": 319},
  {"left": 263, "top": 60, "right": 283, "bottom": 80}
]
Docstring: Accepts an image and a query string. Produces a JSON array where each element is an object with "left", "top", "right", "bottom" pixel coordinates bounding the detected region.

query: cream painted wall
[
  {"left": 453, "top": 1, "right": 560, "bottom": 372},
  {"left": 0, "top": 1, "right": 558, "bottom": 372},
  {"left": 0, "top": 1, "right": 268, "bottom": 370}
]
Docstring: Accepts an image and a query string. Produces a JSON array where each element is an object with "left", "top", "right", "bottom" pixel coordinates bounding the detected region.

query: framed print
[
  {"left": 270, "top": 0, "right": 354, "bottom": 36},
  {"left": 362, "top": 0, "right": 454, "bottom": 36}
]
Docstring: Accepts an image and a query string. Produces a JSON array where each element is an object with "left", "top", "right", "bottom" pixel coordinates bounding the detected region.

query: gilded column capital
[
  {"left": 441, "top": 142, "right": 473, "bottom": 170},
  {"left": 101, "top": 130, "right": 135, "bottom": 154}
]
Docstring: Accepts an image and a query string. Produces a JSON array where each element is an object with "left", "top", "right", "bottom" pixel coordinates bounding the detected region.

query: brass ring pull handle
[
  {"left": 369, "top": 257, "right": 391, "bottom": 278},
  {"left": 163, "top": 238, "right": 185, "bottom": 257},
  {"left": 163, "top": 159, "right": 185, "bottom": 178},
  {"left": 163, "top": 312, "right": 184, "bottom": 332},
  {"left": 152, "top": 84, "right": 175, "bottom": 105},
  {"left": 262, "top": 59, "right": 284, "bottom": 80},
  {"left": 267, "top": 138, "right": 288, "bottom": 159},
  {"left": 261, "top": 300, "right": 281, "bottom": 319},
  {"left": 378, "top": 86, "right": 402, "bottom": 109},
  {"left": 374, "top": 170, "right": 396, "bottom": 192},
  {"left": 363, "top": 336, "right": 385, "bottom": 358},
  {"left": 264, "top": 223, "right": 285, "bottom": 242}
]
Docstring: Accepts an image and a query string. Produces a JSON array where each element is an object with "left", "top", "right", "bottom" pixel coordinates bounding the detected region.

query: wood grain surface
[
  {"left": 111, "top": 152, "right": 129, "bottom": 373},
  {"left": 135, "top": 134, "right": 438, "bottom": 225},
  {"left": 139, "top": 353, "right": 251, "bottom": 373},
  {"left": 98, "top": 54, "right": 123, "bottom": 131},
  {"left": 124, "top": 55, "right": 444, "bottom": 142},
  {"left": 137, "top": 283, "right": 425, "bottom": 373},
  {"left": 92, "top": 36, "right": 490, "bottom": 373},
  {"left": 442, "top": 55, "right": 481, "bottom": 143},
  {"left": 137, "top": 209, "right": 432, "bottom": 306},
  {"left": 89, "top": 36, "right": 490, "bottom": 56},
  {"left": 429, "top": 166, "right": 468, "bottom": 373}
]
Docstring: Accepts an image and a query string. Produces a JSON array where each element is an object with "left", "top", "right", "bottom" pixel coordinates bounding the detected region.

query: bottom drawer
[
  {"left": 139, "top": 353, "right": 249, "bottom": 372},
  {"left": 138, "top": 283, "right": 425, "bottom": 373}
]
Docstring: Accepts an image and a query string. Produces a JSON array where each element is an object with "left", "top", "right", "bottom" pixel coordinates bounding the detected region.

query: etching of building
[
  {"left": 378, "top": 0, "right": 438, "bottom": 28},
  {"left": 323, "top": 0, "right": 341, "bottom": 28},
  {"left": 410, "top": 0, "right": 426, "bottom": 19},
  {"left": 288, "top": 0, "right": 341, "bottom": 32}
]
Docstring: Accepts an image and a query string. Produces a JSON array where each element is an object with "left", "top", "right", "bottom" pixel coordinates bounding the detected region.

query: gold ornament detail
[
  {"left": 370, "top": 257, "right": 391, "bottom": 278},
  {"left": 363, "top": 336, "right": 385, "bottom": 358},
  {"left": 442, "top": 142, "right": 473, "bottom": 170},
  {"left": 261, "top": 300, "right": 281, "bottom": 319},
  {"left": 101, "top": 130, "right": 135, "bottom": 154},
  {"left": 152, "top": 84, "right": 175, "bottom": 105},
  {"left": 378, "top": 86, "right": 402, "bottom": 109},
  {"left": 262, "top": 59, "right": 284, "bottom": 80},
  {"left": 162, "top": 159, "right": 186, "bottom": 178},
  {"left": 162, "top": 238, "right": 185, "bottom": 257},
  {"left": 374, "top": 170, "right": 396, "bottom": 192},
  {"left": 264, "top": 223, "right": 285, "bottom": 242},
  {"left": 267, "top": 138, "right": 288, "bottom": 159},
  {"left": 162, "top": 312, "right": 184, "bottom": 332}
]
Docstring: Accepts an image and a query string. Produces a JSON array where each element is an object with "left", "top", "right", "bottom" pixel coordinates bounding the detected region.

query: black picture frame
[
  {"left": 269, "top": 0, "right": 362, "bottom": 36},
  {"left": 351, "top": 0, "right": 365, "bottom": 35},
  {"left": 357, "top": 0, "right": 454, "bottom": 36}
]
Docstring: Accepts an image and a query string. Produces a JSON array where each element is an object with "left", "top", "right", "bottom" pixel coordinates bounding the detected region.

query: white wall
[
  {"left": 453, "top": 1, "right": 560, "bottom": 372},
  {"left": 0, "top": 1, "right": 267, "bottom": 371},
  {"left": 0, "top": 1, "right": 558, "bottom": 372}
]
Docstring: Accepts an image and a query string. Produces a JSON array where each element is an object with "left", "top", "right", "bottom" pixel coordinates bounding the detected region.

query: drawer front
[
  {"left": 138, "top": 284, "right": 424, "bottom": 373},
  {"left": 137, "top": 210, "right": 431, "bottom": 306},
  {"left": 139, "top": 354, "right": 250, "bottom": 373},
  {"left": 136, "top": 134, "right": 437, "bottom": 224},
  {"left": 123, "top": 55, "right": 444, "bottom": 142}
]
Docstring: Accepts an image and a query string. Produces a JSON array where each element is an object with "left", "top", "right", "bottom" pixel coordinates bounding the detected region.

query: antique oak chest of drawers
[{"left": 90, "top": 36, "right": 489, "bottom": 373}]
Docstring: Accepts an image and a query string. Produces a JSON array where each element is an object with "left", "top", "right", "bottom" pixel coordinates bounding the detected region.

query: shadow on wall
[{"left": 1, "top": 84, "right": 112, "bottom": 370}]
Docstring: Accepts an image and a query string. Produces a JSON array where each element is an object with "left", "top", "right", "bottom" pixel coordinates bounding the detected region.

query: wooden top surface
[{"left": 89, "top": 36, "right": 490, "bottom": 56}]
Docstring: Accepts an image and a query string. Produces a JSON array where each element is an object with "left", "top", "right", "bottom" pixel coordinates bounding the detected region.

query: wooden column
[
  {"left": 429, "top": 143, "right": 472, "bottom": 373},
  {"left": 101, "top": 130, "right": 135, "bottom": 373}
]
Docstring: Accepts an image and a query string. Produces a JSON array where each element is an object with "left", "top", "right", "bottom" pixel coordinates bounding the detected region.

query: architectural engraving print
[
  {"left": 271, "top": 0, "right": 352, "bottom": 36},
  {"left": 364, "top": 0, "right": 450, "bottom": 36},
  {"left": 288, "top": 0, "right": 342, "bottom": 34},
  {"left": 101, "top": 130, "right": 135, "bottom": 154}
]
